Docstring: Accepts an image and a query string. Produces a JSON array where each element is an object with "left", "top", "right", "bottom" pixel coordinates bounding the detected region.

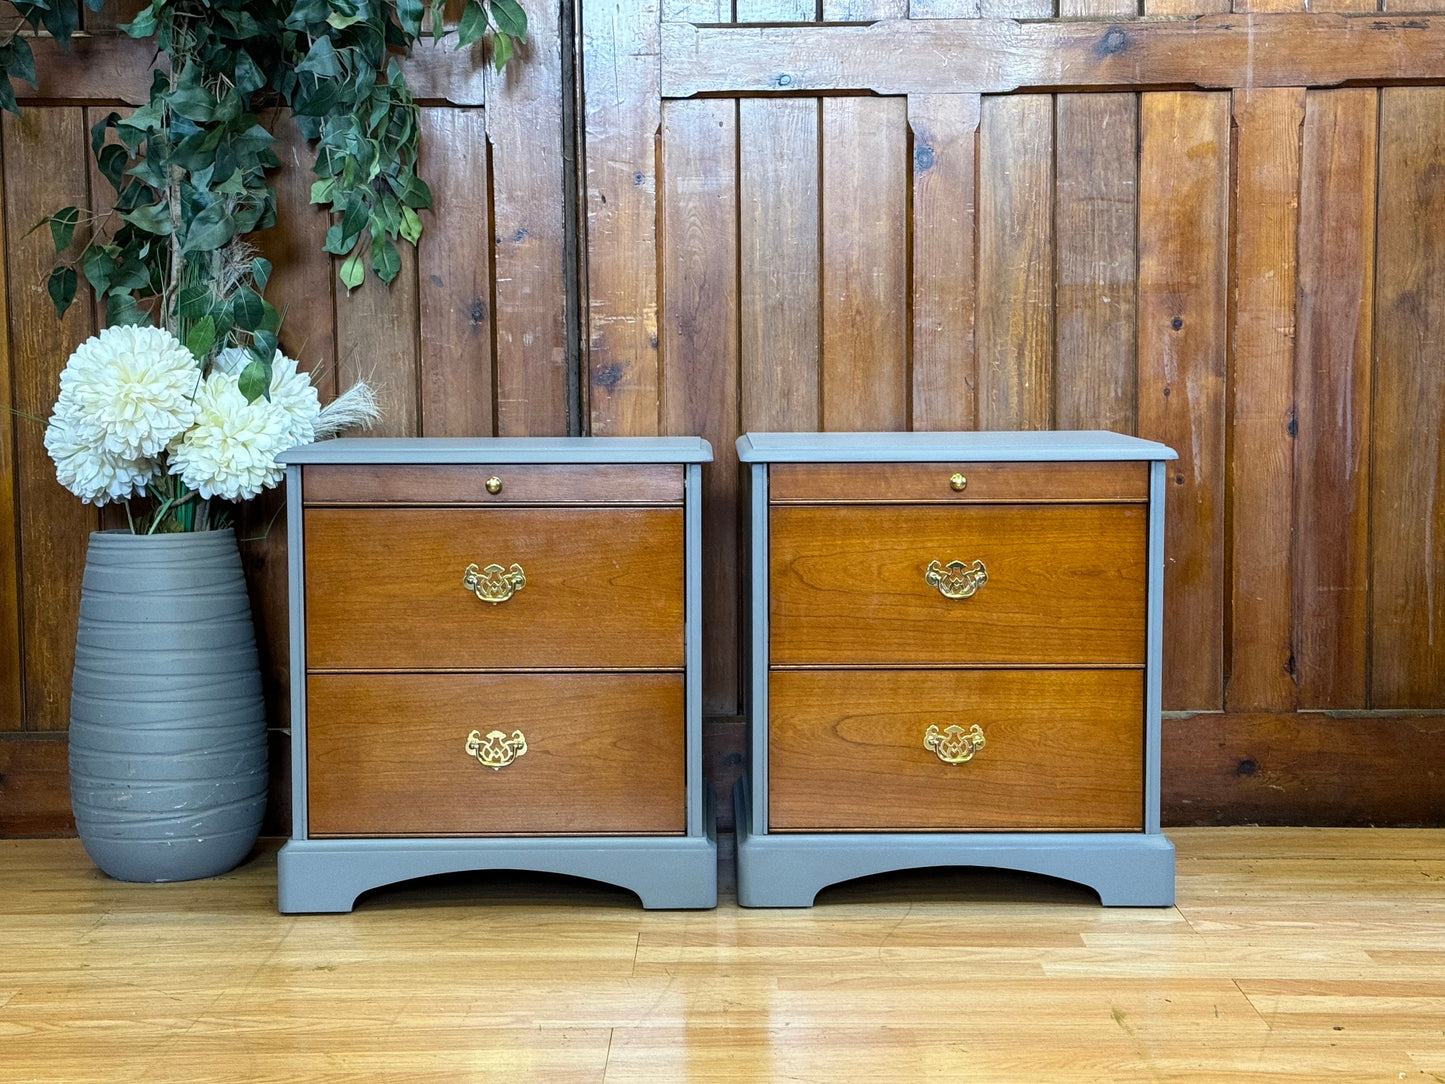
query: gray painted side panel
[
  {"left": 737, "top": 430, "right": 1176, "bottom": 463},
  {"left": 1146, "top": 460, "right": 1166, "bottom": 835},
  {"left": 279, "top": 831, "right": 719, "bottom": 912},
  {"left": 281, "top": 436, "right": 713, "bottom": 465},
  {"left": 286, "top": 464, "right": 308, "bottom": 841},
  {"left": 749, "top": 464, "right": 770, "bottom": 836},
  {"left": 686, "top": 463, "right": 703, "bottom": 838}
]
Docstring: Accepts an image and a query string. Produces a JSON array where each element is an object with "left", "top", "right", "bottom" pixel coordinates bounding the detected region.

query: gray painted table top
[
  {"left": 736, "top": 430, "right": 1177, "bottom": 462},
  {"left": 280, "top": 436, "right": 714, "bottom": 465}
]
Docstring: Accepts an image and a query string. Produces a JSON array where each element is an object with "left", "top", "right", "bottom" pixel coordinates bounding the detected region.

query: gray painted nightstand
[
  {"left": 275, "top": 437, "right": 716, "bottom": 912},
  {"left": 736, "top": 431, "right": 1178, "bottom": 908}
]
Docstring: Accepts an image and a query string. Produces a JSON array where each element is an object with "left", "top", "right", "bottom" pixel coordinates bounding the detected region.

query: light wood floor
[{"left": 2, "top": 829, "right": 1443, "bottom": 1082}]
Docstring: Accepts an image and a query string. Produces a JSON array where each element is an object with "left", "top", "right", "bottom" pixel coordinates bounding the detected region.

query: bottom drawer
[
  {"left": 307, "top": 672, "right": 685, "bottom": 837},
  {"left": 768, "top": 669, "right": 1143, "bottom": 832}
]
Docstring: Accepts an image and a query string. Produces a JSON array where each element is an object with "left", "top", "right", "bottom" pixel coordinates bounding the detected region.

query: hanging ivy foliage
[{"left": 0, "top": 0, "right": 526, "bottom": 401}]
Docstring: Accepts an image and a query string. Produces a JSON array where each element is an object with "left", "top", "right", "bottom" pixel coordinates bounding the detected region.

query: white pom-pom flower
[
  {"left": 214, "top": 347, "right": 320, "bottom": 451},
  {"left": 56, "top": 325, "right": 200, "bottom": 459},
  {"left": 44, "top": 402, "right": 156, "bottom": 505},
  {"left": 167, "top": 369, "right": 292, "bottom": 502}
]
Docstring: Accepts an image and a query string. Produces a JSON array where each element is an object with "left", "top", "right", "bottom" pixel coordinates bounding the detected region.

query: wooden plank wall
[{"left": 4, "top": 0, "right": 1445, "bottom": 834}]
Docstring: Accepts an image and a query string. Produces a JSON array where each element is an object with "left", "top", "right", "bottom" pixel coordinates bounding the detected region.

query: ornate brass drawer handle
[
  {"left": 924, "top": 723, "right": 986, "bottom": 764},
  {"left": 925, "top": 558, "right": 988, "bottom": 599},
  {"left": 465, "top": 729, "right": 528, "bottom": 770},
  {"left": 463, "top": 562, "right": 527, "bottom": 604}
]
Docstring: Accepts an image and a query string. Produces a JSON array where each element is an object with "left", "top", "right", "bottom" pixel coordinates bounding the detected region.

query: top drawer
[
  {"left": 303, "top": 463, "right": 683, "bottom": 506},
  {"left": 768, "top": 461, "right": 1149, "bottom": 504}
]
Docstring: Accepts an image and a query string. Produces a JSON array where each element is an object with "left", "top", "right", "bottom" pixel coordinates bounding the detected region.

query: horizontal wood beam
[
  {"left": 16, "top": 34, "right": 487, "bottom": 106},
  {"left": 662, "top": 14, "right": 1445, "bottom": 96}
]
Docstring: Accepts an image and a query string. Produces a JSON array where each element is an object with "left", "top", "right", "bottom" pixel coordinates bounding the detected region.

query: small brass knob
[
  {"left": 485, "top": 476, "right": 503, "bottom": 495},
  {"left": 949, "top": 473, "right": 967, "bottom": 492}
]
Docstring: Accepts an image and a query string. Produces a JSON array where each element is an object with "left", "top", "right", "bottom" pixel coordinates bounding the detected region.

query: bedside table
[
  {"left": 736, "top": 431, "right": 1177, "bottom": 907},
  {"left": 275, "top": 437, "right": 716, "bottom": 912}
]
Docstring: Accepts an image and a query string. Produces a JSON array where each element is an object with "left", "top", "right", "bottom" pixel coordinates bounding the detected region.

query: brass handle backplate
[
  {"left": 925, "top": 558, "right": 988, "bottom": 599},
  {"left": 463, "top": 562, "right": 526, "bottom": 604},
  {"left": 924, "top": 723, "right": 986, "bottom": 764},
  {"left": 466, "top": 729, "right": 528, "bottom": 770}
]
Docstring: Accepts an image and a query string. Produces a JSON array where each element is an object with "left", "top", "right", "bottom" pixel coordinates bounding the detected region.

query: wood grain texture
[
  {"left": 769, "top": 668, "right": 1144, "bottom": 831},
  {"left": 981, "top": 0, "right": 1054, "bottom": 14},
  {"left": 977, "top": 94, "right": 1054, "bottom": 431},
  {"left": 0, "top": 121, "right": 18, "bottom": 731},
  {"left": 303, "top": 463, "right": 684, "bottom": 505},
  {"left": 1054, "top": 93, "right": 1138, "bottom": 434},
  {"left": 1371, "top": 87, "right": 1445, "bottom": 708},
  {"left": 304, "top": 506, "right": 685, "bottom": 670},
  {"left": 3, "top": 108, "right": 97, "bottom": 733},
  {"left": 1293, "top": 88, "right": 1376, "bottom": 710},
  {"left": 307, "top": 672, "right": 685, "bottom": 836},
  {"left": 1137, "top": 92, "right": 1229, "bottom": 712},
  {"left": 768, "top": 461, "right": 1150, "bottom": 503},
  {"left": 0, "top": 736, "right": 72, "bottom": 835},
  {"left": 821, "top": 96, "right": 908, "bottom": 433},
  {"left": 1163, "top": 714, "right": 1445, "bottom": 826},
  {"left": 909, "top": 0, "right": 982, "bottom": 15},
  {"left": 659, "top": 98, "right": 740, "bottom": 714},
  {"left": 418, "top": 107, "right": 494, "bottom": 438},
  {"left": 336, "top": 246, "right": 420, "bottom": 438},
  {"left": 737, "top": 0, "right": 815, "bottom": 18},
  {"left": 1146, "top": 0, "right": 1228, "bottom": 13},
  {"left": 739, "top": 98, "right": 820, "bottom": 433},
  {"left": 909, "top": 94, "right": 980, "bottom": 433},
  {"left": 824, "top": 0, "right": 909, "bottom": 19},
  {"left": 583, "top": 0, "right": 661, "bottom": 436},
  {"left": 660, "top": 16, "right": 1445, "bottom": 97},
  {"left": 1226, "top": 87, "right": 1304, "bottom": 713},
  {"left": 769, "top": 504, "right": 1149, "bottom": 666},
  {"left": 488, "top": 2, "right": 571, "bottom": 438},
  {"left": 1059, "top": 0, "right": 1133, "bottom": 14}
]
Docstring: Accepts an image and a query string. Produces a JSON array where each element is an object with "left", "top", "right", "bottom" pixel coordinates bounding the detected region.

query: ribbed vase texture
[{"left": 69, "top": 529, "right": 267, "bottom": 882}]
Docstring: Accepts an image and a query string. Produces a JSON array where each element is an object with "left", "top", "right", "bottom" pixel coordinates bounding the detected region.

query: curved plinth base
[
  {"left": 279, "top": 831, "right": 718, "bottom": 913},
  {"left": 734, "top": 778, "right": 1174, "bottom": 908}
]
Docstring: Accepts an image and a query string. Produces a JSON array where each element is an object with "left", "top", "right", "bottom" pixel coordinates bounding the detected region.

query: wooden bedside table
[
  {"left": 275, "top": 437, "right": 716, "bottom": 912},
  {"left": 736, "top": 431, "right": 1178, "bottom": 907}
]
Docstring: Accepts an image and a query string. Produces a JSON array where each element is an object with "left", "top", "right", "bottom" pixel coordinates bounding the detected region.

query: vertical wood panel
[
  {"left": 0, "top": 126, "right": 18, "bottom": 730},
  {"left": 1293, "top": 89, "right": 1376, "bottom": 710},
  {"left": 977, "top": 94, "right": 1054, "bottom": 431},
  {"left": 660, "top": 98, "right": 739, "bottom": 713},
  {"left": 1138, "top": 91, "right": 1229, "bottom": 712},
  {"left": 663, "top": 0, "right": 727, "bottom": 17},
  {"left": 1226, "top": 87, "right": 1304, "bottom": 713},
  {"left": 335, "top": 251, "right": 419, "bottom": 437},
  {"left": 3, "top": 108, "right": 97, "bottom": 732},
  {"left": 821, "top": 96, "right": 908, "bottom": 433},
  {"left": 737, "top": 0, "right": 815, "bottom": 17},
  {"left": 1059, "top": 0, "right": 1132, "bottom": 13},
  {"left": 909, "top": 93, "right": 980, "bottom": 433},
  {"left": 981, "top": 0, "right": 1055, "bottom": 15},
  {"left": 584, "top": 0, "right": 661, "bottom": 436},
  {"left": 1054, "top": 93, "right": 1138, "bottom": 434},
  {"left": 418, "top": 108, "right": 495, "bottom": 438},
  {"left": 910, "top": 0, "right": 981, "bottom": 15},
  {"left": 739, "top": 98, "right": 820, "bottom": 433},
  {"left": 489, "top": 0, "right": 570, "bottom": 437},
  {"left": 1145, "top": 0, "right": 1228, "bottom": 13},
  {"left": 824, "top": 0, "right": 908, "bottom": 18},
  {"left": 1372, "top": 87, "right": 1445, "bottom": 708}
]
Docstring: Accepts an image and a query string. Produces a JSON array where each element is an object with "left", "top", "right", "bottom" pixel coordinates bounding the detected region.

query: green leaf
[
  {"left": 398, "top": 174, "right": 432, "bottom": 211},
  {"left": 457, "top": 1, "right": 487, "bottom": 47},
  {"left": 396, "top": 0, "right": 425, "bottom": 38},
  {"left": 82, "top": 244, "right": 113, "bottom": 297},
  {"left": 176, "top": 281, "right": 213, "bottom": 319},
  {"left": 106, "top": 292, "right": 149, "bottom": 327},
  {"left": 49, "top": 206, "right": 79, "bottom": 252},
  {"left": 238, "top": 360, "right": 269, "bottom": 404},
  {"left": 47, "top": 266, "right": 77, "bottom": 318},
  {"left": 327, "top": 10, "right": 363, "bottom": 29},
  {"left": 119, "top": 1, "right": 161, "bottom": 38},
  {"left": 5, "top": 35, "right": 36, "bottom": 88},
  {"left": 297, "top": 38, "right": 342, "bottom": 79},
  {"left": 96, "top": 144, "right": 128, "bottom": 191},
  {"left": 339, "top": 251, "right": 365, "bottom": 290},
  {"left": 0, "top": 76, "right": 18, "bottom": 118},
  {"left": 491, "top": 31, "right": 513, "bottom": 72},
  {"left": 232, "top": 51, "right": 266, "bottom": 97},
  {"left": 120, "top": 202, "right": 174, "bottom": 236},
  {"left": 309, "top": 177, "right": 335, "bottom": 205},
  {"left": 185, "top": 315, "right": 216, "bottom": 361},
  {"left": 181, "top": 201, "right": 236, "bottom": 254},
  {"left": 370, "top": 234, "right": 401, "bottom": 284},
  {"left": 251, "top": 257, "right": 273, "bottom": 293},
  {"left": 231, "top": 287, "right": 265, "bottom": 332},
  {"left": 38, "top": 0, "right": 79, "bottom": 45},
  {"left": 490, "top": 0, "right": 528, "bottom": 41},
  {"left": 400, "top": 205, "right": 422, "bottom": 245},
  {"left": 90, "top": 111, "right": 120, "bottom": 155}
]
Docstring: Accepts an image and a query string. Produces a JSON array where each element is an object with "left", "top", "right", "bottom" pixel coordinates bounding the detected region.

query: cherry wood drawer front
[
  {"left": 768, "top": 669, "right": 1144, "bottom": 831},
  {"left": 303, "top": 463, "right": 683, "bottom": 505},
  {"left": 769, "top": 504, "right": 1147, "bottom": 666},
  {"left": 307, "top": 672, "right": 685, "bottom": 837},
  {"left": 769, "top": 461, "right": 1149, "bottom": 504},
  {"left": 305, "top": 507, "right": 684, "bottom": 670}
]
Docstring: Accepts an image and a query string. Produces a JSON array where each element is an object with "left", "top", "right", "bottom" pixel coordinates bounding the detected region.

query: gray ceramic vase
[{"left": 68, "top": 529, "right": 268, "bottom": 882}]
